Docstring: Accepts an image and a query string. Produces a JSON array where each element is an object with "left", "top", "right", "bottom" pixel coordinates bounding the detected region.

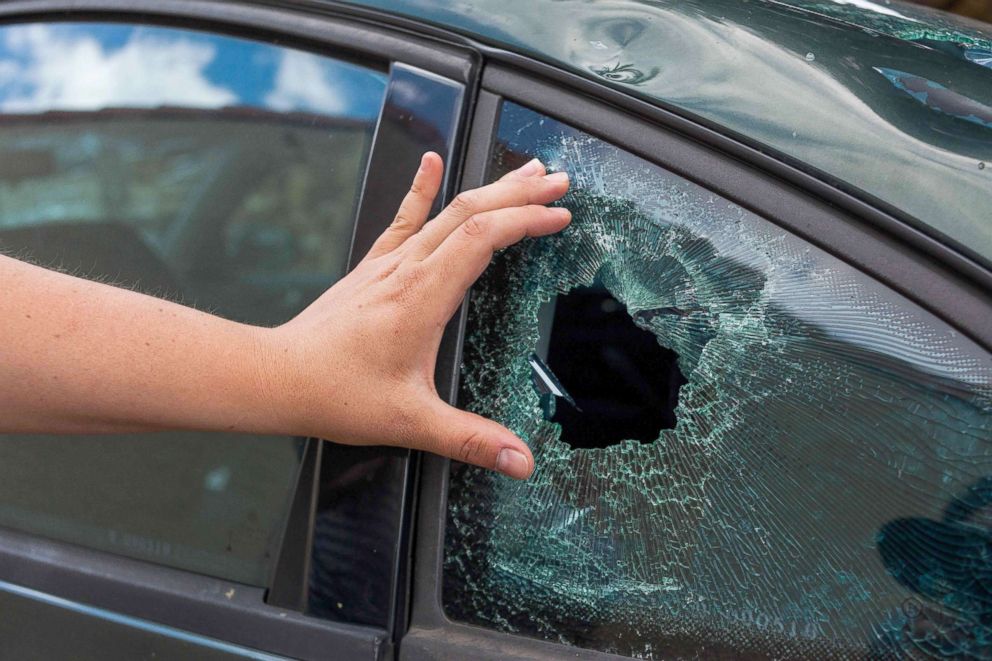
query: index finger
[{"left": 364, "top": 152, "right": 443, "bottom": 260}]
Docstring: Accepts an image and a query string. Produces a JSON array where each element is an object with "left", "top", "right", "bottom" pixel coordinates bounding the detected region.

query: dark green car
[{"left": 0, "top": 1, "right": 988, "bottom": 659}]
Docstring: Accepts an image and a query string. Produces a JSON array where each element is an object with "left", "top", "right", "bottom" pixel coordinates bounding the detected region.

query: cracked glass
[
  {"left": 442, "top": 102, "right": 992, "bottom": 658},
  {"left": 777, "top": 0, "right": 992, "bottom": 53}
]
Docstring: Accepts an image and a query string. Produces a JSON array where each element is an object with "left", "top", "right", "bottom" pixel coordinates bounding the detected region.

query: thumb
[{"left": 418, "top": 403, "right": 534, "bottom": 479}]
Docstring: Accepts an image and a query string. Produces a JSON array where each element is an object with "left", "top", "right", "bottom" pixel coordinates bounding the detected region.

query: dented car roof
[{"left": 345, "top": 0, "right": 992, "bottom": 266}]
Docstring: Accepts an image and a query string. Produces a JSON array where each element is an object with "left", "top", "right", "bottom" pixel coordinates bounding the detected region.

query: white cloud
[
  {"left": 264, "top": 50, "right": 348, "bottom": 114},
  {"left": 0, "top": 24, "right": 237, "bottom": 112}
]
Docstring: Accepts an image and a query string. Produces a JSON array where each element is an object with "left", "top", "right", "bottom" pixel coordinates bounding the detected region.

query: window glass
[
  {"left": 0, "top": 23, "right": 386, "bottom": 586},
  {"left": 443, "top": 102, "right": 992, "bottom": 658}
]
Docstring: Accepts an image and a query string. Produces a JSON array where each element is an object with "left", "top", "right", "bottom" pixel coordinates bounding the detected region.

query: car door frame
[
  {"left": 0, "top": 1, "right": 477, "bottom": 659},
  {"left": 401, "top": 58, "right": 992, "bottom": 660}
]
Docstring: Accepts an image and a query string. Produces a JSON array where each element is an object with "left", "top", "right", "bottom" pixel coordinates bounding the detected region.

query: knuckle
[
  {"left": 409, "top": 180, "right": 427, "bottom": 197},
  {"left": 457, "top": 431, "right": 487, "bottom": 463},
  {"left": 461, "top": 214, "right": 489, "bottom": 238},
  {"left": 388, "top": 265, "right": 427, "bottom": 303},
  {"left": 532, "top": 175, "right": 556, "bottom": 191},
  {"left": 450, "top": 191, "right": 479, "bottom": 215},
  {"left": 371, "top": 258, "right": 401, "bottom": 283},
  {"left": 390, "top": 211, "right": 416, "bottom": 231}
]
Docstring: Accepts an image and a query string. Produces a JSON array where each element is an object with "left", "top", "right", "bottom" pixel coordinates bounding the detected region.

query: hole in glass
[{"left": 539, "top": 284, "right": 687, "bottom": 449}]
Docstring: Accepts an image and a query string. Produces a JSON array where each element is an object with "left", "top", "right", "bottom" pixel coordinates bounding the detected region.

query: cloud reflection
[
  {"left": 0, "top": 24, "right": 237, "bottom": 112},
  {"left": 0, "top": 23, "right": 387, "bottom": 119},
  {"left": 264, "top": 50, "right": 349, "bottom": 114}
]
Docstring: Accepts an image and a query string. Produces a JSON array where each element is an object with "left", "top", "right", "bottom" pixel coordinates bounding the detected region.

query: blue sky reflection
[{"left": 0, "top": 23, "right": 387, "bottom": 118}]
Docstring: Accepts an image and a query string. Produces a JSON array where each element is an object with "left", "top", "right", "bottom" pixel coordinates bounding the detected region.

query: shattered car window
[{"left": 443, "top": 102, "right": 992, "bottom": 658}]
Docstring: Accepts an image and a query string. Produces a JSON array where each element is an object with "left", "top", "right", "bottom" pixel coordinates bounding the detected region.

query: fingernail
[
  {"left": 496, "top": 448, "right": 531, "bottom": 479},
  {"left": 544, "top": 171, "right": 569, "bottom": 183},
  {"left": 516, "top": 158, "right": 544, "bottom": 176},
  {"left": 551, "top": 207, "right": 572, "bottom": 221}
]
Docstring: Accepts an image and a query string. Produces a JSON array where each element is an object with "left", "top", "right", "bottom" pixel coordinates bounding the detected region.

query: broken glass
[
  {"left": 443, "top": 102, "right": 992, "bottom": 659},
  {"left": 778, "top": 0, "right": 992, "bottom": 53}
]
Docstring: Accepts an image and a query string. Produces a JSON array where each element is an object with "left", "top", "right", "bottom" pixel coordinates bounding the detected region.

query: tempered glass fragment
[
  {"left": 780, "top": 0, "right": 992, "bottom": 52},
  {"left": 443, "top": 102, "right": 992, "bottom": 659},
  {"left": 529, "top": 351, "right": 580, "bottom": 416}
]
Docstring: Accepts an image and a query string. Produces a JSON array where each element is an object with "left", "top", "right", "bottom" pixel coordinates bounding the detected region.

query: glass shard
[
  {"left": 529, "top": 352, "right": 580, "bottom": 413},
  {"left": 781, "top": 0, "right": 992, "bottom": 52},
  {"left": 443, "top": 101, "right": 992, "bottom": 659}
]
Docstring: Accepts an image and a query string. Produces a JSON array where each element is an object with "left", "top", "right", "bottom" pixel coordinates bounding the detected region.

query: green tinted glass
[
  {"left": 443, "top": 102, "right": 992, "bottom": 658},
  {"left": 0, "top": 23, "right": 386, "bottom": 586}
]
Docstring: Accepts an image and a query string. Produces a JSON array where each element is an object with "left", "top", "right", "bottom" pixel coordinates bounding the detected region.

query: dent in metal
[{"left": 346, "top": 0, "right": 992, "bottom": 263}]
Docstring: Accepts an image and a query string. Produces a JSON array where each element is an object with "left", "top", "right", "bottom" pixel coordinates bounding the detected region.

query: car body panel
[{"left": 342, "top": 0, "right": 992, "bottom": 266}]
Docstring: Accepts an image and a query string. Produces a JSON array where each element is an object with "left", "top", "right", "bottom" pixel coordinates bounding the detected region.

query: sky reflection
[{"left": 0, "top": 23, "right": 386, "bottom": 118}]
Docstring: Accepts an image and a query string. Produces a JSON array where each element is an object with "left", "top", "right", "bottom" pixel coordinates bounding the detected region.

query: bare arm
[
  {"left": 0, "top": 252, "right": 280, "bottom": 436},
  {"left": 0, "top": 154, "right": 569, "bottom": 479}
]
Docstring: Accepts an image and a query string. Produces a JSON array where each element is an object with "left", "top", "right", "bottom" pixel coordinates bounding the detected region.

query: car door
[
  {"left": 0, "top": 2, "right": 473, "bottom": 659},
  {"left": 400, "top": 63, "right": 992, "bottom": 660}
]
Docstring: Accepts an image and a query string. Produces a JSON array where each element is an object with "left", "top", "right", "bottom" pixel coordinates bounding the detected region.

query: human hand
[{"left": 262, "top": 153, "right": 570, "bottom": 479}]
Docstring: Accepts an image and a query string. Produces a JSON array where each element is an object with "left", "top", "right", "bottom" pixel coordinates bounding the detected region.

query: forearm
[
  {"left": 0, "top": 154, "right": 566, "bottom": 479},
  {"left": 0, "top": 254, "right": 286, "bottom": 435}
]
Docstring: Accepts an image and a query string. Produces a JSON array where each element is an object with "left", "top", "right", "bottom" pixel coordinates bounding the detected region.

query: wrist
[{"left": 242, "top": 324, "right": 307, "bottom": 437}]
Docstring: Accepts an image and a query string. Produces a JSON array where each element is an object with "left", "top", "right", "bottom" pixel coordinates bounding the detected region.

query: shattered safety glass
[{"left": 443, "top": 102, "right": 992, "bottom": 659}]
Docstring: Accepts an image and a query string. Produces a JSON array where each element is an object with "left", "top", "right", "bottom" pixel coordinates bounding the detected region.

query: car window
[
  {"left": 0, "top": 22, "right": 386, "bottom": 586},
  {"left": 443, "top": 101, "right": 992, "bottom": 658}
]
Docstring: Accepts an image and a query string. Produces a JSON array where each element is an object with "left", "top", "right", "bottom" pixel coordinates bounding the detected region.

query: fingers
[
  {"left": 407, "top": 171, "right": 569, "bottom": 260},
  {"left": 498, "top": 157, "right": 545, "bottom": 181},
  {"left": 413, "top": 402, "right": 534, "bottom": 479},
  {"left": 427, "top": 203, "right": 572, "bottom": 306},
  {"left": 364, "top": 152, "right": 443, "bottom": 260}
]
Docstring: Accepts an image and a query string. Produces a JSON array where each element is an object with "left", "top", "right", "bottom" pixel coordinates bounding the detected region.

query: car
[{"left": 0, "top": 1, "right": 989, "bottom": 659}]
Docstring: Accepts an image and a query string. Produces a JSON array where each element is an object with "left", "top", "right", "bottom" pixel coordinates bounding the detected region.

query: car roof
[{"left": 343, "top": 0, "right": 992, "bottom": 267}]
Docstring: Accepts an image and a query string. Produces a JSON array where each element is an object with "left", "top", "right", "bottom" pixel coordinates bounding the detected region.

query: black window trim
[
  {"left": 0, "top": 1, "right": 478, "bottom": 659},
  {"left": 403, "top": 64, "right": 992, "bottom": 661},
  {"left": 0, "top": 0, "right": 473, "bottom": 84},
  {"left": 268, "top": 59, "right": 472, "bottom": 648}
]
